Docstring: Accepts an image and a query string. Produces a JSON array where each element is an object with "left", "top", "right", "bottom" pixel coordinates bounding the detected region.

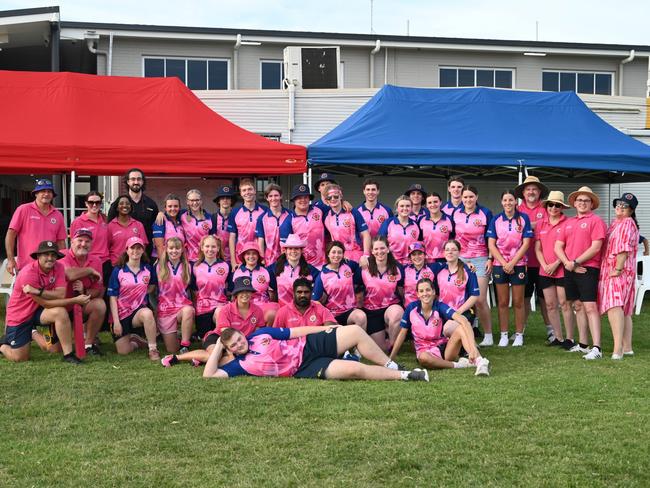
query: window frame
[
  {"left": 142, "top": 56, "right": 231, "bottom": 90},
  {"left": 438, "top": 66, "right": 515, "bottom": 89},
  {"left": 260, "top": 59, "right": 285, "bottom": 90},
  {"left": 541, "top": 69, "right": 615, "bottom": 95}
]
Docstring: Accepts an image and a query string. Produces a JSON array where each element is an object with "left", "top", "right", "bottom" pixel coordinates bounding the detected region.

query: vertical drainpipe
[
  {"left": 384, "top": 47, "right": 388, "bottom": 85},
  {"left": 233, "top": 34, "right": 242, "bottom": 90},
  {"left": 369, "top": 40, "right": 380, "bottom": 88},
  {"left": 50, "top": 22, "right": 60, "bottom": 72},
  {"left": 618, "top": 49, "right": 635, "bottom": 96}
]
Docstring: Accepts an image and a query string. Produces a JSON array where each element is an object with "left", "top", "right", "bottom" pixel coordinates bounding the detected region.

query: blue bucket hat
[
  {"left": 32, "top": 178, "right": 57, "bottom": 197},
  {"left": 231, "top": 276, "right": 257, "bottom": 295},
  {"left": 213, "top": 184, "right": 237, "bottom": 204},
  {"left": 290, "top": 183, "right": 313, "bottom": 201},
  {"left": 613, "top": 192, "right": 638, "bottom": 210},
  {"left": 314, "top": 173, "right": 338, "bottom": 191}
]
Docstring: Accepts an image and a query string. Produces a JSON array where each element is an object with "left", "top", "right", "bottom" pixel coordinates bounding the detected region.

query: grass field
[{"left": 1, "top": 303, "right": 649, "bottom": 487}]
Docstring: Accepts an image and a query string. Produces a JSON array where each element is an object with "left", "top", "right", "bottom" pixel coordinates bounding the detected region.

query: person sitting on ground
[
  {"left": 1, "top": 241, "right": 89, "bottom": 364},
  {"left": 273, "top": 278, "right": 338, "bottom": 328}
]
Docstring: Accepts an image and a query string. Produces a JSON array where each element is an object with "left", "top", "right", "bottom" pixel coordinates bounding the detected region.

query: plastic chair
[
  {"left": 0, "top": 259, "right": 16, "bottom": 306},
  {"left": 634, "top": 255, "right": 650, "bottom": 315}
]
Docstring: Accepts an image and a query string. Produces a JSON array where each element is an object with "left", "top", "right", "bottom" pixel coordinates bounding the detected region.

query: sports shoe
[
  {"left": 455, "top": 357, "right": 472, "bottom": 368},
  {"left": 583, "top": 348, "right": 602, "bottom": 360},
  {"left": 407, "top": 368, "right": 429, "bottom": 382},
  {"left": 546, "top": 338, "right": 563, "bottom": 347},
  {"left": 478, "top": 334, "right": 493, "bottom": 347},
  {"left": 179, "top": 346, "right": 189, "bottom": 355},
  {"left": 498, "top": 334, "right": 509, "bottom": 347},
  {"left": 623, "top": 350, "right": 634, "bottom": 356},
  {"left": 546, "top": 332, "right": 556, "bottom": 344},
  {"left": 190, "top": 359, "right": 202, "bottom": 368},
  {"left": 611, "top": 353, "right": 623, "bottom": 360},
  {"left": 161, "top": 354, "right": 178, "bottom": 368},
  {"left": 62, "top": 353, "right": 83, "bottom": 365},
  {"left": 569, "top": 344, "right": 591, "bottom": 353},
  {"left": 512, "top": 334, "right": 524, "bottom": 347},
  {"left": 474, "top": 357, "right": 490, "bottom": 376},
  {"left": 85, "top": 344, "right": 103, "bottom": 356},
  {"left": 342, "top": 351, "right": 361, "bottom": 362},
  {"left": 560, "top": 339, "right": 575, "bottom": 350},
  {"left": 148, "top": 349, "right": 161, "bottom": 361}
]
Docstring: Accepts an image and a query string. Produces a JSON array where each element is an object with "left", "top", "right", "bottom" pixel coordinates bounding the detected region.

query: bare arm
[
  {"left": 153, "top": 238, "right": 165, "bottom": 260},
  {"left": 488, "top": 238, "right": 507, "bottom": 267},
  {"left": 554, "top": 240, "right": 574, "bottom": 271},
  {"left": 450, "top": 311, "right": 472, "bottom": 329},
  {"left": 389, "top": 328, "right": 408, "bottom": 360},
  {"left": 5, "top": 228, "right": 17, "bottom": 275},
  {"left": 56, "top": 240, "right": 66, "bottom": 250},
  {"left": 229, "top": 233, "right": 237, "bottom": 268},
  {"left": 507, "top": 238, "right": 530, "bottom": 268},
  {"left": 360, "top": 230, "right": 371, "bottom": 256},
  {"left": 65, "top": 266, "right": 101, "bottom": 282},
  {"left": 257, "top": 237, "right": 266, "bottom": 258},
  {"left": 203, "top": 338, "right": 228, "bottom": 378},
  {"left": 24, "top": 286, "right": 90, "bottom": 308},
  {"left": 454, "top": 295, "right": 478, "bottom": 316},
  {"left": 109, "top": 296, "right": 122, "bottom": 336},
  {"left": 643, "top": 238, "right": 649, "bottom": 256}
]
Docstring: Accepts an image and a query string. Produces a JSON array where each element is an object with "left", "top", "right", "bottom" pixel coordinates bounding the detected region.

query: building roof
[{"left": 0, "top": 6, "right": 59, "bottom": 19}]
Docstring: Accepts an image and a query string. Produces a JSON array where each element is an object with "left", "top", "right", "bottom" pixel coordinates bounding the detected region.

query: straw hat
[
  {"left": 568, "top": 186, "right": 600, "bottom": 210},
  {"left": 514, "top": 176, "right": 549, "bottom": 200},
  {"left": 541, "top": 190, "right": 570, "bottom": 209}
]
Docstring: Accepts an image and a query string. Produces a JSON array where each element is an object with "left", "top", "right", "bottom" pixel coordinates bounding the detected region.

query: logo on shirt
[
  {"left": 251, "top": 316, "right": 258, "bottom": 324},
  {"left": 440, "top": 225, "right": 449, "bottom": 233},
  {"left": 518, "top": 272, "right": 525, "bottom": 279},
  {"left": 312, "top": 213, "right": 321, "bottom": 221},
  {"left": 377, "top": 215, "right": 386, "bottom": 223},
  {"left": 422, "top": 271, "right": 433, "bottom": 279},
  {"left": 309, "top": 314, "right": 317, "bottom": 322},
  {"left": 344, "top": 270, "right": 352, "bottom": 278},
  {"left": 143, "top": 275, "right": 150, "bottom": 285},
  {"left": 580, "top": 222, "right": 588, "bottom": 229},
  {"left": 515, "top": 225, "right": 522, "bottom": 233},
  {"left": 50, "top": 218, "right": 57, "bottom": 225},
  {"left": 473, "top": 219, "right": 483, "bottom": 227},
  {"left": 49, "top": 275, "right": 56, "bottom": 284},
  {"left": 343, "top": 219, "right": 351, "bottom": 228},
  {"left": 260, "top": 337, "right": 271, "bottom": 346},
  {"left": 216, "top": 267, "right": 226, "bottom": 276},
  {"left": 410, "top": 230, "right": 418, "bottom": 239},
  {"left": 256, "top": 275, "right": 266, "bottom": 284},
  {"left": 201, "top": 222, "right": 210, "bottom": 231},
  {"left": 454, "top": 278, "right": 464, "bottom": 287},
  {"left": 133, "top": 227, "right": 139, "bottom": 234},
  {"left": 388, "top": 274, "right": 398, "bottom": 282}
]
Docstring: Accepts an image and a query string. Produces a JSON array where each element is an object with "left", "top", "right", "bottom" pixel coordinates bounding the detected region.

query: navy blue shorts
[
  {"left": 294, "top": 329, "right": 339, "bottom": 379},
  {"left": 111, "top": 306, "right": 148, "bottom": 342},
  {"left": 492, "top": 266, "right": 527, "bottom": 285},
  {"left": 335, "top": 309, "right": 355, "bottom": 325},
  {"left": 3, "top": 308, "right": 45, "bottom": 348},
  {"left": 202, "top": 332, "right": 219, "bottom": 350},
  {"left": 363, "top": 307, "right": 387, "bottom": 335},
  {"left": 525, "top": 267, "right": 540, "bottom": 297},
  {"left": 196, "top": 312, "right": 216, "bottom": 340}
]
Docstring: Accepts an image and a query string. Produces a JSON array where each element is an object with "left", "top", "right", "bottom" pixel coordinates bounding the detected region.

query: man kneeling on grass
[{"left": 203, "top": 324, "right": 429, "bottom": 381}]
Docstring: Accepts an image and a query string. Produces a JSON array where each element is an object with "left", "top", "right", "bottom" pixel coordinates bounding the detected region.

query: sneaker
[
  {"left": 611, "top": 353, "right": 623, "bottom": 360},
  {"left": 161, "top": 354, "right": 178, "bottom": 368},
  {"left": 62, "top": 354, "right": 83, "bottom": 365},
  {"left": 512, "top": 334, "right": 524, "bottom": 347},
  {"left": 583, "top": 348, "right": 602, "bottom": 360},
  {"left": 478, "top": 334, "right": 493, "bottom": 347},
  {"left": 407, "top": 368, "right": 429, "bottom": 382},
  {"left": 179, "top": 346, "right": 189, "bottom": 355},
  {"left": 546, "top": 338, "right": 563, "bottom": 347},
  {"left": 623, "top": 350, "right": 634, "bottom": 356},
  {"left": 342, "top": 351, "right": 361, "bottom": 362},
  {"left": 455, "top": 357, "right": 472, "bottom": 368},
  {"left": 547, "top": 332, "right": 556, "bottom": 343},
  {"left": 85, "top": 344, "right": 103, "bottom": 356},
  {"left": 560, "top": 339, "right": 575, "bottom": 350},
  {"left": 569, "top": 344, "right": 591, "bottom": 354},
  {"left": 498, "top": 334, "right": 509, "bottom": 347},
  {"left": 190, "top": 359, "right": 202, "bottom": 368},
  {"left": 148, "top": 349, "right": 161, "bottom": 361},
  {"left": 474, "top": 357, "right": 490, "bottom": 376}
]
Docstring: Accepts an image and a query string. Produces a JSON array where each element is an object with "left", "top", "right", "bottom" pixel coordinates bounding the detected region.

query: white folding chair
[
  {"left": 634, "top": 255, "right": 650, "bottom": 315},
  {"left": 0, "top": 258, "right": 16, "bottom": 306}
]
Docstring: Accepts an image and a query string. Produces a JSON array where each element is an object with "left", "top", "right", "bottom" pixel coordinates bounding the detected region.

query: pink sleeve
[
  {"left": 8, "top": 205, "right": 24, "bottom": 232},
  {"left": 610, "top": 220, "right": 636, "bottom": 255},
  {"left": 70, "top": 218, "right": 80, "bottom": 236},
  {"left": 54, "top": 263, "right": 67, "bottom": 288},
  {"left": 215, "top": 307, "right": 230, "bottom": 334},
  {"left": 318, "top": 302, "right": 337, "bottom": 324},
  {"left": 556, "top": 224, "right": 566, "bottom": 243},
  {"left": 137, "top": 221, "right": 149, "bottom": 244},
  {"left": 56, "top": 212, "right": 67, "bottom": 240},
  {"left": 272, "top": 307, "right": 285, "bottom": 328},
  {"left": 592, "top": 217, "right": 607, "bottom": 241},
  {"left": 253, "top": 306, "right": 265, "bottom": 329}
]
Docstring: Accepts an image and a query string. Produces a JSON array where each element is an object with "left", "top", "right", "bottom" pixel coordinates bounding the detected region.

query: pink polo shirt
[
  {"left": 486, "top": 212, "right": 534, "bottom": 266},
  {"left": 517, "top": 202, "right": 547, "bottom": 268},
  {"left": 156, "top": 261, "right": 192, "bottom": 318},
  {"left": 323, "top": 208, "right": 369, "bottom": 261},
  {"left": 431, "top": 262, "right": 480, "bottom": 310},
  {"left": 279, "top": 207, "right": 326, "bottom": 267},
  {"left": 70, "top": 213, "right": 110, "bottom": 263},
  {"left": 5, "top": 260, "right": 67, "bottom": 326},
  {"left": 107, "top": 264, "right": 157, "bottom": 320},
  {"left": 312, "top": 261, "right": 361, "bottom": 315},
  {"left": 181, "top": 211, "right": 213, "bottom": 262},
  {"left": 557, "top": 212, "right": 607, "bottom": 268},
  {"left": 377, "top": 217, "right": 421, "bottom": 265},
  {"left": 9, "top": 202, "right": 67, "bottom": 269},
  {"left": 273, "top": 300, "right": 337, "bottom": 328},
  {"left": 215, "top": 301, "right": 264, "bottom": 336},
  {"left": 400, "top": 300, "right": 456, "bottom": 354},
  {"left": 152, "top": 215, "right": 186, "bottom": 258},
  {"left": 361, "top": 265, "right": 404, "bottom": 311},
  {"left": 403, "top": 264, "right": 437, "bottom": 307},
  {"left": 228, "top": 203, "right": 269, "bottom": 262},
  {"left": 232, "top": 264, "right": 273, "bottom": 305},
  {"left": 211, "top": 211, "right": 232, "bottom": 263},
  {"left": 267, "top": 261, "right": 320, "bottom": 307},
  {"left": 191, "top": 260, "right": 230, "bottom": 315},
  {"left": 107, "top": 217, "right": 149, "bottom": 265},
  {"left": 356, "top": 202, "right": 393, "bottom": 238},
  {"left": 535, "top": 215, "right": 567, "bottom": 278},
  {"left": 255, "top": 207, "right": 290, "bottom": 265},
  {"left": 452, "top": 205, "right": 493, "bottom": 259},
  {"left": 419, "top": 214, "right": 455, "bottom": 262},
  {"left": 60, "top": 249, "right": 103, "bottom": 301}
]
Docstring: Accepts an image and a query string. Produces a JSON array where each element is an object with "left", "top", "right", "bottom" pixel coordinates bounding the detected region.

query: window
[
  {"left": 439, "top": 67, "right": 513, "bottom": 88},
  {"left": 542, "top": 70, "right": 613, "bottom": 95},
  {"left": 261, "top": 60, "right": 284, "bottom": 90},
  {"left": 143, "top": 57, "right": 229, "bottom": 90}
]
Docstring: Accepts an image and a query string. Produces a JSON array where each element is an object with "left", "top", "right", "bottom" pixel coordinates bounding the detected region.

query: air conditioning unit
[{"left": 283, "top": 46, "right": 340, "bottom": 89}]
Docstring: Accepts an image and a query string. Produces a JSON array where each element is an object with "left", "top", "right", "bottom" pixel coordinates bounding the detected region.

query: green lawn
[{"left": 1, "top": 303, "right": 649, "bottom": 487}]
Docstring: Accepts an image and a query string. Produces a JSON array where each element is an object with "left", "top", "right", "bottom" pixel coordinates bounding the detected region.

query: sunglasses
[
  {"left": 546, "top": 202, "right": 564, "bottom": 209},
  {"left": 326, "top": 195, "right": 341, "bottom": 201},
  {"left": 86, "top": 200, "right": 102, "bottom": 206},
  {"left": 616, "top": 202, "right": 631, "bottom": 209}
]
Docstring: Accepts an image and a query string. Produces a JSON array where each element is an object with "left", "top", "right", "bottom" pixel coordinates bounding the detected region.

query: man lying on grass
[{"left": 203, "top": 324, "right": 429, "bottom": 381}]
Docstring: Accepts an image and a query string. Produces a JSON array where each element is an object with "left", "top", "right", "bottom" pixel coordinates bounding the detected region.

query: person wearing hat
[
  {"left": 355, "top": 178, "right": 393, "bottom": 239},
  {"left": 228, "top": 178, "right": 269, "bottom": 269},
  {"left": 268, "top": 233, "right": 320, "bottom": 307},
  {"left": 107, "top": 236, "right": 160, "bottom": 360},
  {"left": 5, "top": 178, "right": 67, "bottom": 275},
  {"left": 256, "top": 183, "right": 290, "bottom": 266},
  {"left": 232, "top": 241, "right": 278, "bottom": 325},
  {"left": 161, "top": 276, "right": 265, "bottom": 368},
  {"left": 1, "top": 241, "right": 90, "bottom": 364},
  {"left": 273, "top": 277, "right": 338, "bottom": 329},
  {"left": 403, "top": 242, "right": 436, "bottom": 307},
  {"left": 313, "top": 173, "right": 338, "bottom": 212},
  {"left": 405, "top": 183, "right": 430, "bottom": 224},
  {"left": 534, "top": 191, "right": 575, "bottom": 349},
  {"left": 60, "top": 228, "right": 106, "bottom": 355},
  {"left": 279, "top": 184, "right": 327, "bottom": 268},
  {"left": 555, "top": 187, "right": 607, "bottom": 360},
  {"left": 514, "top": 175, "right": 555, "bottom": 342},
  {"left": 322, "top": 183, "right": 371, "bottom": 262},
  {"left": 211, "top": 183, "right": 237, "bottom": 264},
  {"left": 598, "top": 193, "right": 640, "bottom": 359}
]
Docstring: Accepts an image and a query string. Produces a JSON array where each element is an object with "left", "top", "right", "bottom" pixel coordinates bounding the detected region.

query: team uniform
[
  {"left": 377, "top": 217, "right": 421, "bottom": 265},
  {"left": 486, "top": 212, "right": 533, "bottom": 285},
  {"left": 279, "top": 206, "right": 326, "bottom": 268},
  {"left": 268, "top": 261, "right": 320, "bottom": 307},
  {"left": 107, "top": 194, "right": 159, "bottom": 251},
  {"left": 220, "top": 327, "right": 340, "bottom": 379},
  {"left": 255, "top": 207, "right": 290, "bottom": 265},
  {"left": 400, "top": 300, "right": 457, "bottom": 359},
  {"left": 107, "top": 263, "right": 157, "bottom": 340},
  {"left": 8, "top": 202, "right": 66, "bottom": 269},
  {"left": 156, "top": 262, "right": 193, "bottom": 335},
  {"left": 228, "top": 203, "right": 269, "bottom": 264},
  {"left": 181, "top": 210, "right": 213, "bottom": 263},
  {"left": 441, "top": 200, "right": 461, "bottom": 217},
  {"left": 323, "top": 208, "right": 369, "bottom": 262},
  {"left": 430, "top": 262, "right": 480, "bottom": 321},
  {"left": 2, "top": 260, "right": 66, "bottom": 348},
  {"left": 70, "top": 213, "right": 110, "bottom": 264},
  {"left": 231, "top": 264, "right": 277, "bottom": 314},
  {"left": 107, "top": 217, "right": 148, "bottom": 265},
  {"left": 152, "top": 214, "right": 186, "bottom": 257},
  {"left": 312, "top": 261, "right": 362, "bottom": 324},
  {"left": 211, "top": 210, "right": 232, "bottom": 263},
  {"left": 361, "top": 265, "right": 404, "bottom": 334},
  {"left": 452, "top": 205, "right": 493, "bottom": 278},
  {"left": 202, "top": 301, "right": 265, "bottom": 349},
  {"left": 356, "top": 202, "right": 393, "bottom": 238},
  {"left": 191, "top": 260, "right": 230, "bottom": 339},
  {"left": 419, "top": 213, "right": 455, "bottom": 262},
  {"left": 518, "top": 202, "right": 548, "bottom": 297},
  {"left": 598, "top": 217, "right": 639, "bottom": 315},
  {"left": 273, "top": 300, "right": 337, "bottom": 328},
  {"left": 402, "top": 263, "right": 437, "bottom": 307},
  {"left": 535, "top": 215, "right": 568, "bottom": 289},
  {"left": 410, "top": 207, "right": 430, "bottom": 225}
]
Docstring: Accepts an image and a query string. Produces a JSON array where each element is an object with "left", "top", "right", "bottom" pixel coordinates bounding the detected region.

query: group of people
[{"left": 1, "top": 168, "right": 640, "bottom": 380}]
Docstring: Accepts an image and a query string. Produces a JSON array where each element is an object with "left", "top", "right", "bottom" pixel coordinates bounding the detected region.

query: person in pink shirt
[
  {"left": 313, "top": 241, "right": 367, "bottom": 329},
  {"left": 156, "top": 237, "right": 195, "bottom": 354},
  {"left": 190, "top": 235, "right": 231, "bottom": 342},
  {"left": 487, "top": 190, "right": 533, "bottom": 347},
  {"left": 179, "top": 189, "right": 213, "bottom": 263},
  {"left": 441, "top": 176, "right": 464, "bottom": 217},
  {"left": 211, "top": 184, "right": 236, "bottom": 265},
  {"left": 420, "top": 192, "right": 455, "bottom": 263},
  {"left": 555, "top": 187, "right": 607, "bottom": 360},
  {"left": 403, "top": 242, "right": 436, "bottom": 307},
  {"left": 535, "top": 191, "right": 574, "bottom": 349},
  {"left": 107, "top": 236, "right": 159, "bottom": 360},
  {"left": 273, "top": 278, "right": 338, "bottom": 328},
  {"left": 279, "top": 184, "right": 326, "bottom": 268},
  {"left": 390, "top": 278, "right": 490, "bottom": 376},
  {"left": 152, "top": 193, "right": 186, "bottom": 259},
  {"left": 107, "top": 195, "right": 149, "bottom": 266},
  {"left": 232, "top": 241, "right": 278, "bottom": 325},
  {"left": 256, "top": 183, "right": 290, "bottom": 266},
  {"left": 6, "top": 178, "right": 66, "bottom": 275},
  {"left": 228, "top": 178, "right": 269, "bottom": 268},
  {"left": 405, "top": 183, "right": 430, "bottom": 224},
  {"left": 598, "top": 193, "right": 640, "bottom": 359},
  {"left": 203, "top": 324, "right": 429, "bottom": 381},
  {"left": 356, "top": 178, "right": 393, "bottom": 239},
  {"left": 268, "top": 234, "right": 320, "bottom": 307},
  {"left": 60, "top": 228, "right": 106, "bottom": 355},
  {"left": 161, "top": 276, "right": 264, "bottom": 368},
  {"left": 1, "top": 241, "right": 89, "bottom": 364},
  {"left": 360, "top": 236, "right": 405, "bottom": 351},
  {"left": 70, "top": 190, "right": 111, "bottom": 283},
  {"left": 377, "top": 195, "right": 420, "bottom": 266},
  {"left": 323, "top": 184, "right": 371, "bottom": 262},
  {"left": 452, "top": 185, "right": 494, "bottom": 346}
]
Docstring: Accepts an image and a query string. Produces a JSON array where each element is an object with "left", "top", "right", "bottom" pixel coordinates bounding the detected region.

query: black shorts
[
  {"left": 363, "top": 308, "right": 387, "bottom": 335},
  {"left": 493, "top": 265, "right": 527, "bottom": 285},
  {"left": 538, "top": 275, "right": 564, "bottom": 290},
  {"left": 433, "top": 257, "right": 446, "bottom": 263},
  {"left": 525, "top": 267, "right": 540, "bottom": 297},
  {"left": 111, "top": 306, "right": 148, "bottom": 342},
  {"left": 461, "top": 310, "right": 476, "bottom": 325},
  {"left": 335, "top": 309, "right": 354, "bottom": 325},
  {"left": 2, "top": 308, "right": 45, "bottom": 349},
  {"left": 202, "top": 332, "right": 219, "bottom": 350},
  {"left": 564, "top": 267, "right": 599, "bottom": 302},
  {"left": 294, "top": 329, "right": 339, "bottom": 379},
  {"left": 196, "top": 312, "right": 216, "bottom": 340}
]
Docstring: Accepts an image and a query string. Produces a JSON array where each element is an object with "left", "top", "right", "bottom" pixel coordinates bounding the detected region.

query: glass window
[
  {"left": 143, "top": 57, "right": 228, "bottom": 90},
  {"left": 440, "top": 67, "right": 512, "bottom": 88},
  {"left": 543, "top": 71, "right": 612, "bottom": 95},
  {"left": 144, "top": 58, "right": 164, "bottom": 77},
  {"left": 595, "top": 73, "right": 612, "bottom": 95},
  {"left": 458, "top": 69, "right": 474, "bottom": 87},
  {"left": 208, "top": 60, "right": 228, "bottom": 90},
  {"left": 542, "top": 71, "right": 559, "bottom": 91},
  {"left": 165, "top": 59, "right": 186, "bottom": 84},
  {"left": 577, "top": 73, "right": 594, "bottom": 94},
  {"left": 261, "top": 61, "right": 284, "bottom": 90},
  {"left": 476, "top": 70, "right": 494, "bottom": 87},
  {"left": 187, "top": 60, "right": 207, "bottom": 90},
  {"left": 439, "top": 68, "right": 457, "bottom": 87},
  {"left": 559, "top": 72, "right": 576, "bottom": 92},
  {"left": 495, "top": 70, "right": 512, "bottom": 88}
]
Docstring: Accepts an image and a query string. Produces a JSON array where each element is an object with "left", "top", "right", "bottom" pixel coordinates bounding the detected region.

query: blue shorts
[
  {"left": 3, "top": 308, "right": 45, "bottom": 349},
  {"left": 111, "top": 306, "right": 148, "bottom": 342},
  {"left": 294, "top": 329, "right": 339, "bottom": 379},
  {"left": 492, "top": 265, "right": 527, "bottom": 285}
]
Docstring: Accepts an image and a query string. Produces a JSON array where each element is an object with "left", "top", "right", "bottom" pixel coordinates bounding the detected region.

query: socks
[
  {"left": 400, "top": 371, "right": 409, "bottom": 381},
  {"left": 385, "top": 360, "right": 399, "bottom": 370}
]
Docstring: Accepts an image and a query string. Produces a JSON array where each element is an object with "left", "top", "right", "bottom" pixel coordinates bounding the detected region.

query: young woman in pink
[
  {"left": 403, "top": 242, "right": 436, "bottom": 307},
  {"left": 152, "top": 193, "right": 186, "bottom": 259},
  {"left": 256, "top": 183, "right": 290, "bottom": 266},
  {"left": 268, "top": 234, "right": 320, "bottom": 307},
  {"left": 420, "top": 192, "right": 455, "bottom": 263},
  {"left": 322, "top": 184, "right": 371, "bottom": 262},
  {"left": 107, "top": 195, "right": 148, "bottom": 266},
  {"left": 232, "top": 241, "right": 278, "bottom": 325},
  {"left": 181, "top": 189, "right": 213, "bottom": 263},
  {"left": 156, "top": 237, "right": 195, "bottom": 354},
  {"left": 377, "top": 195, "right": 420, "bottom": 266}
]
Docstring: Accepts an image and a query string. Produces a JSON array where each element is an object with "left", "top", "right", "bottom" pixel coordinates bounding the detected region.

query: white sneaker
[
  {"left": 569, "top": 344, "right": 591, "bottom": 354},
  {"left": 512, "top": 334, "right": 524, "bottom": 347},
  {"left": 498, "top": 334, "right": 509, "bottom": 347},
  {"left": 611, "top": 353, "right": 623, "bottom": 360},
  {"left": 546, "top": 333, "right": 556, "bottom": 344},
  {"left": 478, "top": 334, "right": 493, "bottom": 347},
  {"left": 455, "top": 357, "right": 472, "bottom": 368},
  {"left": 623, "top": 350, "right": 634, "bottom": 356},
  {"left": 474, "top": 357, "right": 490, "bottom": 376},
  {"left": 583, "top": 348, "right": 602, "bottom": 360}
]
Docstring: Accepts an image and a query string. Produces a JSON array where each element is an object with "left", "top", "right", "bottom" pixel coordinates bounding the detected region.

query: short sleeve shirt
[
  {"left": 156, "top": 261, "right": 192, "bottom": 317},
  {"left": 535, "top": 216, "right": 567, "bottom": 278},
  {"left": 311, "top": 261, "right": 361, "bottom": 315},
  {"left": 556, "top": 212, "right": 607, "bottom": 268},
  {"left": 451, "top": 205, "right": 493, "bottom": 259},
  {"left": 272, "top": 300, "right": 337, "bottom": 328},
  {"left": 517, "top": 202, "right": 547, "bottom": 268},
  {"left": 356, "top": 202, "right": 393, "bottom": 238},
  {"left": 9, "top": 202, "right": 66, "bottom": 269},
  {"left": 255, "top": 207, "right": 290, "bottom": 265},
  {"left": 419, "top": 214, "right": 455, "bottom": 262},
  {"left": 377, "top": 217, "right": 420, "bottom": 265},
  {"left": 430, "top": 262, "right": 480, "bottom": 310},
  {"left": 216, "top": 301, "right": 265, "bottom": 336},
  {"left": 70, "top": 213, "right": 110, "bottom": 263},
  {"left": 107, "top": 264, "right": 157, "bottom": 320},
  {"left": 232, "top": 264, "right": 273, "bottom": 305},
  {"left": 486, "top": 212, "right": 534, "bottom": 266},
  {"left": 107, "top": 217, "right": 149, "bottom": 265},
  {"left": 361, "top": 265, "right": 404, "bottom": 311},
  {"left": 60, "top": 249, "right": 104, "bottom": 300},
  {"left": 181, "top": 210, "right": 213, "bottom": 263},
  {"left": 279, "top": 206, "right": 326, "bottom": 267},
  {"left": 191, "top": 260, "right": 230, "bottom": 315},
  {"left": 400, "top": 300, "right": 456, "bottom": 354},
  {"left": 403, "top": 263, "right": 437, "bottom": 307}
]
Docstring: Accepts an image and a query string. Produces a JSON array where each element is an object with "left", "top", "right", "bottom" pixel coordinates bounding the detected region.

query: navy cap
[
  {"left": 314, "top": 173, "right": 338, "bottom": 191},
  {"left": 613, "top": 192, "right": 638, "bottom": 210},
  {"left": 32, "top": 178, "right": 57, "bottom": 197},
  {"left": 290, "top": 183, "right": 313, "bottom": 201},
  {"left": 231, "top": 276, "right": 256, "bottom": 295},
  {"left": 213, "top": 184, "right": 237, "bottom": 203},
  {"left": 405, "top": 183, "right": 427, "bottom": 196}
]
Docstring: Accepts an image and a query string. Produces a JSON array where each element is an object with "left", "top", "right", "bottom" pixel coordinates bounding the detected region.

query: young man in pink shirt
[
  {"left": 356, "top": 178, "right": 393, "bottom": 238},
  {"left": 555, "top": 187, "right": 607, "bottom": 360},
  {"left": 5, "top": 179, "right": 67, "bottom": 275},
  {"left": 1, "top": 241, "right": 90, "bottom": 364},
  {"left": 441, "top": 176, "right": 464, "bottom": 216},
  {"left": 273, "top": 278, "right": 338, "bottom": 329},
  {"left": 228, "top": 178, "right": 268, "bottom": 268}
]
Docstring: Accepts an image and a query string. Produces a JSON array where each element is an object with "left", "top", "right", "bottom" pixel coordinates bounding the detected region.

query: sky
[{"left": 5, "top": 0, "right": 650, "bottom": 45}]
